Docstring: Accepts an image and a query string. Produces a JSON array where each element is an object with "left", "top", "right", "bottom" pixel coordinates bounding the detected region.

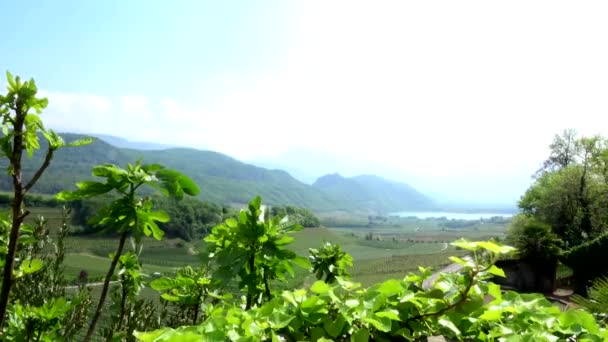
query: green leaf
[
  {"left": 6, "top": 71, "right": 15, "bottom": 89},
  {"left": 56, "top": 181, "right": 114, "bottom": 201},
  {"left": 362, "top": 316, "right": 391, "bottom": 332},
  {"left": 155, "top": 169, "right": 200, "bottom": 199},
  {"left": 292, "top": 255, "right": 311, "bottom": 269},
  {"left": 487, "top": 265, "right": 506, "bottom": 277},
  {"left": 15, "top": 258, "right": 44, "bottom": 278},
  {"left": 559, "top": 310, "right": 599, "bottom": 334},
  {"left": 351, "top": 328, "right": 370, "bottom": 342},
  {"left": 376, "top": 279, "right": 403, "bottom": 297},
  {"left": 269, "top": 310, "right": 294, "bottom": 329},
  {"left": 324, "top": 314, "right": 346, "bottom": 338},
  {"left": 480, "top": 308, "right": 504, "bottom": 321},
  {"left": 477, "top": 241, "right": 516, "bottom": 254},
  {"left": 487, "top": 282, "right": 502, "bottom": 302},
  {"left": 449, "top": 256, "right": 474, "bottom": 267},
  {"left": 150, "top": 277, "right": 178, "bottom": 291},
  {"left": 375, "top": 310, "right": 401, "bottom": 321},
  {"left": 438, "top": 318, "right": 461, "bottom": 336},
  {"left": 451, "top": 239, "right": 480, "bottom": 251},
  {"left": 249, "top": 196, "right": 262, "bottom": 211},
  {"left": 310, "top": 281, "right": 331, "bottom": 294},
  {"left": 148, "top": 210, "right": 170, "bottom": 223}
]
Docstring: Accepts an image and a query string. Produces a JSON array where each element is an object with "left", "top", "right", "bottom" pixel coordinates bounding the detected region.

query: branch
[{"left": 23, "top": 147, "right": 54, "bottom": 193}]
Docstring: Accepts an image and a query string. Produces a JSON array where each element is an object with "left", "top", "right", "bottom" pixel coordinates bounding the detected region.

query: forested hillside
[{"left": 0, "top": 134, "right": 435, "bottom": 213}]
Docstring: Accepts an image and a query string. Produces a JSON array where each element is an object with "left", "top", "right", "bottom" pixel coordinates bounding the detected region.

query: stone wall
[{"left": 492, "top": 259, "right": 556, "bottom": 293}]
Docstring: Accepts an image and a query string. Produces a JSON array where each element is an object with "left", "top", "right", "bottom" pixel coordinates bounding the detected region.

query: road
[{"left": 422, "top": 256, "right": 471, "bottom": 290}]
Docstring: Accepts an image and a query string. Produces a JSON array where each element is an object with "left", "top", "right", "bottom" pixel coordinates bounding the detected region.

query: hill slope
[
  {"left": 0, "top": 134, "right": 338, "bottom": 210},
  {"left": 0, "top": 134, "right": 435, "bottom": 212},
  {"left": 313, "top": 173, "right": 437, "bottom": 213}
]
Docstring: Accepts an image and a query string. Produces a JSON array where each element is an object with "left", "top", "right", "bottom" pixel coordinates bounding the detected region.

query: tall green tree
[{"left": 521, "top": 131, "right": 608, "bottom": 248}]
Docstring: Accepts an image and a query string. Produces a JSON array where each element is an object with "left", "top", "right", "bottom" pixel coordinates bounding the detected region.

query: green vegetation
[
  {"left": 513, "top": 130, "right": 608, "bottom": 294},
  {"left": 56, "top": 160, "right": 200, "bottom": 341},
  {"left": 269, "top": 205, "right": 320, "bottom": 228},
  {"left": 136, "top": 240, "right": 608, "bottom": 341},
  {"left": 2, "top": 73, "right": 607, "bottom": 341}
]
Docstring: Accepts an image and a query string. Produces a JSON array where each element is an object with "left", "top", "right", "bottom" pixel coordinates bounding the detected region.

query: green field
[{"left": 31, "top": 206, "right": 507, "bottom": 288}]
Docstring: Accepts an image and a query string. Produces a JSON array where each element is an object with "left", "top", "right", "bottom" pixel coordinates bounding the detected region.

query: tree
[
  {"left": 520, "top": 163, "right": 607, "bottom": 248},
  {"left": 537, "top": 129, "right": 579, "bottom": 175},
  {"left": 0, "top": 71, "right": 92, "bottom": 327},
  {"left": 506, "top": 215, "right": 562, "bottom": 262}
]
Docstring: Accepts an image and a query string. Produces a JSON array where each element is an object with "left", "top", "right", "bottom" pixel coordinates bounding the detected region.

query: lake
[{"left": 389, "top": 211, "right": 514, "bottom": 220}]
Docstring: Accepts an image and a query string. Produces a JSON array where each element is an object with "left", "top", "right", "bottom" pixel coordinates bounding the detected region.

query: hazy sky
[{"left": 2, "top": 1, "right": 608, "bottom": 205}]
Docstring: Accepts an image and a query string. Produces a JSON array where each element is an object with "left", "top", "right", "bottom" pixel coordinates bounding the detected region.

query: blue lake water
[{"left": 389, "top": 211, "right": 514, "bottom": 220}]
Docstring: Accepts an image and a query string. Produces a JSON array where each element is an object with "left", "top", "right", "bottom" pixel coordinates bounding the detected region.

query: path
[
  {"left": 422, "top": 256, "right": 471, "bottom": 289},
  {"left": 66, "top": 281, "right": 118, "bottom": 290}
]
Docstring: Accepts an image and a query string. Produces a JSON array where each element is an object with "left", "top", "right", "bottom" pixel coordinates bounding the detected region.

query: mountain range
[{"left": 0, "top": 133, "right": 438, "bottom": 213}]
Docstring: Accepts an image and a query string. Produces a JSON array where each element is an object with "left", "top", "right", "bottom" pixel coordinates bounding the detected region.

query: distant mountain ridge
[
  {"left": 313, "top": 173, "right": 437, "bottom": 213},
  {"left": 0, "top": 133, "right": 437, "bottom": 213}
]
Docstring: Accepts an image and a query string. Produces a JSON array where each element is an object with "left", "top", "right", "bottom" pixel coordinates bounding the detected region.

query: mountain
[
  {"left": 0, "top": 133, "right": 436, "bottom": 213},
  {"left": 0, "top": 134, "right": 339, "bottom": 210},
  {"left": 313, "top": 173, "right": 437, "bottom": 213}
]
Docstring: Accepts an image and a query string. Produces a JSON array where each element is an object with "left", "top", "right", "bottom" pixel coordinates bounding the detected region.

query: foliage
[
  {"left": 151, "top": 266, "right": 228, "bottom": 327},
  {"left": 153, "top": 197, "right": 224, "bottom": 241},
  {"left": 0, "top": 71, "right": 92, "bottom": 328},
  {"left": 202, "top": 196, "right": 310, "bottom": 309},
  {"left": 69, "top": 196, "right": 225, "bottom": 241},
  {"left": 136, "top": 239, "right": 608, "bottom": 341},
  {"left": 269, "top": 205, "right": 320, "bottom": 228},
  {"left": 102, "top": 250, "right": 161, "bottom": 342},
  {"left": 561, "top": 232, "right": 608, "bottom": 293},
  {"left": 572, "top": 276, "right": 608, "bottom": 324},
  {"left": 506, "top": 214, "right": 562, "bottom": 262},
  {"left": 5, "top": 297, "right": 78, "bottom": 341},
  {"left": 521, "top": 131, "right": 608, "bottom": 250},
  {"left": 56, "top": 161, "right": 199, "bottom": 341},
  {"left": 309, "top": 242, "right": 353, "bottom": 283}
]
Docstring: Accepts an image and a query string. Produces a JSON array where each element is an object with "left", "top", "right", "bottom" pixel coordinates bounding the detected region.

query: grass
[
  {"left": 25, "top": 206, "right": 507, "bottom": 289},
  {"left": 63, "top": 253, "right": 177, "bottom": 281}
]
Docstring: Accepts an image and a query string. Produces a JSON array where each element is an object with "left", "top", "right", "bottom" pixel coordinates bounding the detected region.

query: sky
[{"left": 2, "top": 1, "right": 608, "bottom": 206}]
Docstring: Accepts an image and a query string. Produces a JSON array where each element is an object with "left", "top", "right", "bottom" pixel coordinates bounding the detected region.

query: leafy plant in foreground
[
  {"left": 136, "top": 239, "right": 608, "bottom": 341},
  {"left": 309, "top": 242, "right": 353, "bottom": 284},
  {"left": 57, "top": 162, "right": 199, "bottom": 341},
  {"left": 202, "top": 196, "right": 309, "bottom": 309},
  {"left": 572, "top": 276, "right": 608, "bottom": 324},
  {"left": 151, "top": 266, "right": 229, "bottom": 327},
  {"left": 0, "top": 71, "right": 92, "bottom": 327},
  {"left": 102, "top": 250, "right": 160, "bottom": 342}
]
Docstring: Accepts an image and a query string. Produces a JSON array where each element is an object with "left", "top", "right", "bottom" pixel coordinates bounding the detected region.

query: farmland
[{"left": 30, "top": 206, "right": 508, "bottom": 287}]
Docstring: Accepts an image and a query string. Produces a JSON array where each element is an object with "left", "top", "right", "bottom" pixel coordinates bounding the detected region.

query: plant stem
[
  {"left": 117, "top": 274, "right": 128, "bottom": 331},
  {"left": 263, "top": 269, "right": 272, "bottom": 301},
  {"left": 245, "top": 252, "right": 256, "bottom": 310},
  {"left": 0, "top": 101, "right": 27, "bottom": 328},
  {"left": 83, "top": 230, "right": 129, "bottom": 342}
]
